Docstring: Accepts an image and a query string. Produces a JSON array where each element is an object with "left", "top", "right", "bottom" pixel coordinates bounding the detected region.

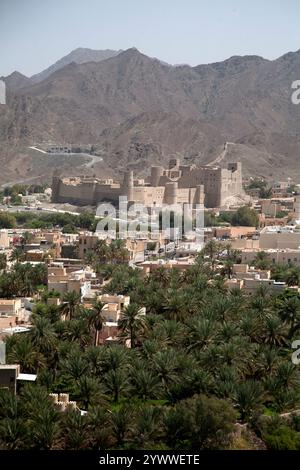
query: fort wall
[{"left": 52, "top": 160, "right": 243, "bottom": 208}]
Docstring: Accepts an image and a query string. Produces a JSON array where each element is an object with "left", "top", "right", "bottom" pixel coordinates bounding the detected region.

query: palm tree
[
  {"left": 130, "top": 368, "right": 161, "bottom": 401},
  {"left": 133, "top": 406, "right": 161, "bottom": 447},
  {"left": 163, "top": 405, "right": 189, "bottom": 447},
  {"left": 256, "top": 345, "right": 280, "bottom": 375},
  {"left": 110, "top": 406, "right": 132, "bottom": 447},
  {"left": 0, "top": 417, "right": 26, "bottom": 450},
  {"left": 10, "top": 247, "right": 24, "bottom": 263},
  {"left": 29, "top": 406, "right": 59, "bottom": 450},
  {"left": 65, "top": 317, "right": 91, "bottom": 347},
  {"left": 234, "top": 380, "right": 264, "bottom": 421},
  {"left": 262, "top": 316, "right": 288, "bottom": 347},
  {"left": 30, "top": 315, "right": 57, "bottom": 355},
  {"left": 239, "top": 313, "right": 263, "bottom": 342},
  {"left": 275, "top": 362, "right": 299, "bottom": 389},
  {"left": 186, "top": 317, "right": 215, "bottom": 351},
  {"left": 200, "top": 240, "right": 223, "bottom": 271},
  {"left": 150, "top": 267, "right": 171, "bottom": 287},
  {"left": 163, "top": 289, "right": 187, "bottom": 321},
  {"left": 110, "top": 239, "right": 129, "bottom": 264},
  {"left": 277, "top": 296, "right": 300, "bottom": 338},
  {"left": 0, "top": 389, "right": 25, "bottom": 450},
  {"left": 7, "top": 336, "right": 45, "bottom": 373},
  {"left": 285, "top": 267, "right": 300, "bottom": 287},
  {"left": 61, "top": 291, "right": 81, "bottom": 320},
  {"left": 101, "top": 345, "right": 128, "bottom": 373},
  {"left": 75, "top": 375, "right": 106, "bottom": 409},
  {"left": 86, "top": 406, "right": 111, "bottom": 449},
  {"left": 95, "top": 240, "right": 111, "bottom": 264},
  {"left": 104, "top": 369, "right": 129, "bottom": 403},
  {"left": 62, "top": 410, "right": 88, "bottom": 450},
  {"left": 151, "top": 349, "right": 179, "bottom": 394},
  {"left": 61, "top": 351, "right": 89, "bottom": 382},
  {"left": 253, "top": 251, "right": 271, "bottom": 270},
  {"left": 118, "top": 303, "right": 146, "bottom": 348},
  {"left": 87, "top": 300, "right": 105, "bottom": 346}
]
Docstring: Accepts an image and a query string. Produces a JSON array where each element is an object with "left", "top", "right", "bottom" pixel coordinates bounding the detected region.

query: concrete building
[
  {"left": 225, "top": 264, "right": 290, "bottom": 295},
  {"left": 78, "top": 231, "right": 146, "bottom": 262},
  {"left": 140, "top": 258, "right": 195, "bottom": 275},
  {"left": 293, "top": 186, "right": 300, "bottom": 223},
  {"left": 0, "top": 364, "right": 36, "bottom": 394},
  {"left": 52, "top": 159, "right": 245, "bottom": 209},
  {"left": 259, "top": 226, "right": 300, "bottom": 250},
  {"left": 241, "top": 248, "right": 300, "bottom": 267},
  {"left": 0, "top": 230, "right": 10, "bottom": 249},
  {"left": 47, "top": 262, "right": 97, "bottom": 298},
  {"left": 98, "top": 294, "right": 130, "bottom": 323},
  {"left": 0, "top": 364, "right": 20, "bottom": 394},
  {"left": 0, "top": 299, "right": 22, "bottom": 317}
]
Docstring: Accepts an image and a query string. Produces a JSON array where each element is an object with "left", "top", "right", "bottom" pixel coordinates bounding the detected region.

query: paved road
[
  {"left": 29, "top": 147, "right": 103, "bottom": 168},
  {"left": 0, "top": 204, "right": 80, "bottom": 216}
]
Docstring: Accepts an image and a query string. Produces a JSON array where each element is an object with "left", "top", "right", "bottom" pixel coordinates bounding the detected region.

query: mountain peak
[
  {"left": 30, "top": 48, "right": 122, "bottom": 83},
  {"left": 2, "top": 70, "right": 32, "bottom": 91}
]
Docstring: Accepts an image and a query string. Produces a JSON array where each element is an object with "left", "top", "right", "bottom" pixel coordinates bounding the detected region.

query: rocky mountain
[
  {"left": 1, "top": 47, "right": 300, "bottom": 185},
  {"left": 1, "top": 71, "right": 32, "bottom": 91},
  {"left": 30, "top": 47, "right": 123, "bottom": 83}
]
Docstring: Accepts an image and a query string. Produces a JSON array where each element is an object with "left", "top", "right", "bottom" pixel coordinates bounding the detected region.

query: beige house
[
  {"left": 0, "top": 230, "right": 9, "bottom": 249},
  {"left": 47, "top": 262, "right": 95, "bottom": 297},
  {"left": 98, "top": 294, "right": 130, "bottom": 323},
  {"left": 241, "top": 248, "right": 300, "bottom": 266},
  {"left": 259, "top": 226, "right": 300, "bottom": 250},
  {"left": 140, "top": 258, "right": 195, "bottom": 275},
  {"left": 225, "top": 264, "right": 290, "bottom": 294},
  {"left": 0, "top": 299, "right": 22, "bottom": 317}
]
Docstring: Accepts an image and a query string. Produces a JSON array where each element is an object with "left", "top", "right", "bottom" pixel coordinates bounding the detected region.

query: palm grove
[{"left": 1, "top": 241, "right": 300, "bottom": 449}]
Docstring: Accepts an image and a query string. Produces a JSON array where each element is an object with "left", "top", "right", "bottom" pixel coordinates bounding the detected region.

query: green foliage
[
  {"left": 0, "top": 212, "right": 16, "bottom": 228},
  {"left": 11, "top": 210, "right": 96, "bottom": 231},
  {"left": 1, "top": 250, "right": 300, "bottom": 450},
  {"left": 231, "top": 206, "right": 259, "bottom": 227}
]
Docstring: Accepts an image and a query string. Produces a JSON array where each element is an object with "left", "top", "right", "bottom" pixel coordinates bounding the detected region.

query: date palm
[
  {"left": 104, "top": 369, "right": 130, "bottom": 403},
  {"left": 110, "top": 406, "right": 133, "bottom": 446},
  {"left": 186, "top": 317, "right": 215, "bottom": 351},
  {"left": 151, "top": 349, "right": 179, "bottom": 394},
  {"left": 277, "top": 296, "right": 300, "bottom": 338},
  {"left": 61, "top": 290, "right": 81, "bottom": 320},
  {"left": 75, "top": 375, "right": 106, "bottom": 409},
  {"left": 86, "top": 406, "right": 111, "bottom": 449},
  {"left": 262, "top": 316, "right": 288, "bottom": 347},
  {"left": 87, "top": 300, "right": 105, "bottom": 346},
  {"left": 61, "top": 350, "right": 89, "bottom": 382},
  {"left": 7, "top": 335, "right": 45, "bottom": 373},
  {"left": 30, "top": 315, "right": 57, "bottom": 355},
  {"left": 100, "top": 344, "right": 128, "bottom": 373},
  {"left": 130, "top": 368, "right": 161, "bottom": 400},
  {"left": 133, "top": 406, "right": 161, "bottom": 447},
  {"left": 234, "top": 380, "right": 264, "bottom": 421},
  {"left": 64, "top": 318, "right": 91, "bottom": 346},
  {"left": 118, "top": 303, "right": 146, "bottom": 348},
  {"left": 62, "top": 410, "right": 88, "bottom": 450}
]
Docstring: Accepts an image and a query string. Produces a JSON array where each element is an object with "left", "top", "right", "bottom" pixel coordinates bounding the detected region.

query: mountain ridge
[{"left": 1, "top": 46, "right": 300, "bottom": 184}]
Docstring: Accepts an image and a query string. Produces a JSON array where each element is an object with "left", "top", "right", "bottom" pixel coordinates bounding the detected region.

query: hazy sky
[{"left": 1, "top": 0, "right": 300, "bottom": 76}]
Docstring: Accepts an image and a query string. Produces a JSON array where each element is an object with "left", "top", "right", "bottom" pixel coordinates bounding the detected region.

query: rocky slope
[{"left": 1, "top": 47, "right": 300, "bottom": 184}]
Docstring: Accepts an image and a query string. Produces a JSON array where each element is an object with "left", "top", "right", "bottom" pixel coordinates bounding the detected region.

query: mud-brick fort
[{"left": 52, "top": 159, "right": 245, "bottom": 208}]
